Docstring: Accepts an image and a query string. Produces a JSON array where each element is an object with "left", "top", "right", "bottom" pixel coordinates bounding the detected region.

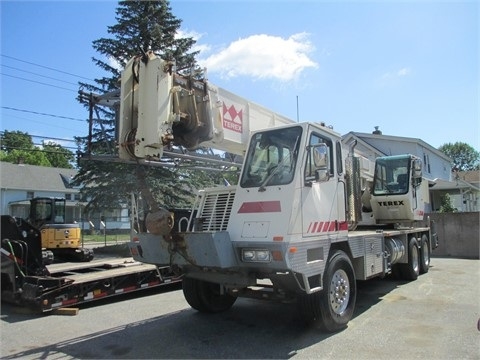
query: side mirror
[
  {"left": 315, "top": 168, "right": 330, "bottom": 182},
  {"left": 412, "top": 158, "right": 422, "bottom": 178},
  {"left": 412, "top": 158, "right": 422, "bottom": 187},
  {"left": 306, "top": 143, "right": 330, "bottom": 184}
]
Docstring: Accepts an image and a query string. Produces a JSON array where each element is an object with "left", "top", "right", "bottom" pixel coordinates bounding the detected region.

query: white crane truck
[{"left": 104, "top": 52, "right": 439, "bottom": 332}]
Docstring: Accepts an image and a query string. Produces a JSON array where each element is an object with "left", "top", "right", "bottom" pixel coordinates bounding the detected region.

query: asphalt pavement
[{"left": 1, "top": 257, "right": 479, "bottom": 359}]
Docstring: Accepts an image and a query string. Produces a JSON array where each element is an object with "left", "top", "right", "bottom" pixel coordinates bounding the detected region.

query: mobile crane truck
[{"left": 90, "top": 52, "right": 439, "bottom": 333}]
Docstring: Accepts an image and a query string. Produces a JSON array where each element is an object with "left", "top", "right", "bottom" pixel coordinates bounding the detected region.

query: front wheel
[
  {"left": 182, "top": 277, "right": 237, "bottom": 313},
  {"left": 299, "top": 250, "right": 357, "bottom": 333}
]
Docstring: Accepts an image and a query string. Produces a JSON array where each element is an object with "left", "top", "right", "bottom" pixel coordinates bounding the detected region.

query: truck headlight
[{"left": 242, "top": 249, "right": 271, "bottom": 263}]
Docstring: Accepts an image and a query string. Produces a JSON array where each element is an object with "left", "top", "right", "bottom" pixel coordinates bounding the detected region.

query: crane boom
[{"left": 118, "top": 51, "right": 294, "bottom": 159}]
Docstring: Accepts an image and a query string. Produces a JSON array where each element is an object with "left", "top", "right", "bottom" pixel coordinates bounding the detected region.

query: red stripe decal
[
  {"left": 238, "top": 201, "right": 281, "bottom": 213},
  {"left": 123, "top": 286, "right": 137, "bottom": 292},
  {"left": 317, "top": 222, "right": 324, "bottom": 233},
  {"left": 62, "top": 298, "right": 78, "bottom": 306},
  {"left": 328, "top": 222, "right": 336, "bottom": 231},
  {"left": 307, "top": 220, "right": 348, "bottom": 233},
  {"left": 322, "top": 222, "right": 329, "bottom": 232},
  {"left": 338, "top": 221, "right": 349, "bottom": 231}
]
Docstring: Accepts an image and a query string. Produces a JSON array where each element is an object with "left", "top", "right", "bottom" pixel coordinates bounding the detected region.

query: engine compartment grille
[{"left": 192, "top": 187, "right": 236, "bottom": 232}]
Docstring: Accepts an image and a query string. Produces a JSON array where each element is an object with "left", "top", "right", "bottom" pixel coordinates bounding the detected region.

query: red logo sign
[{"left": 223, "top": 103, "right": 243, "bottom": 133}]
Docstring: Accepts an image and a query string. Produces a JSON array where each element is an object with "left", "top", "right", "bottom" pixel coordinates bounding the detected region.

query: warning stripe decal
[
  {"left": 306, "top": 220, "right": 349, "bottom": 233},
  {"left": 50, "top": 280, "right": 166, "bottom": 309},
  {"left": 0, "top": 248, "right": 24, "bottom": 265}
]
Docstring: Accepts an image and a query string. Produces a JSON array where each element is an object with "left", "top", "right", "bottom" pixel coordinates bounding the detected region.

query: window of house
[
  {"left": 423, "top": 153, "right": 431, "bottom": 174},
  {"left": 65, "top": 193, "right": 72, "bottom": 200},
  {"left": 74, "top": 194, "right": 81, "bottom": 201},
  {"left": 26, "top": 191, "right": 34, "bottom": 199}
]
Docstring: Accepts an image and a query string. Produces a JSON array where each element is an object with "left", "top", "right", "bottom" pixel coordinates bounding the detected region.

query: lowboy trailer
[{"left": 1, "top": 215, "right": 181, "bottom": 313}]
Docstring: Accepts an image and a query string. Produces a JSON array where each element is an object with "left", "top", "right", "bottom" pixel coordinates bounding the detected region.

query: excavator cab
[
  {"left": 29, "top": 197, "right": 93, "bottom": 262},
  {"left": 30, "top": 197, "right": 66, "bottom": 227}
]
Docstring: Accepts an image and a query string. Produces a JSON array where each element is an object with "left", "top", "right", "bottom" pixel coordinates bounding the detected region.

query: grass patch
[{"left": 82, "top": 233, "right": 130, "bottom": 243}]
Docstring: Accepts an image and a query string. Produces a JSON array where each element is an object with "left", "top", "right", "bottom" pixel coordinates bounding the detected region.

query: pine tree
[
  {"left": 74, "top": 0, "right": 220, "bottom": 216},
  {"left": 439, "top": 193, "right": 457, "bottom": 213},
  {"left": 438, "top": 142, "right": 480, "bottom": 171}
]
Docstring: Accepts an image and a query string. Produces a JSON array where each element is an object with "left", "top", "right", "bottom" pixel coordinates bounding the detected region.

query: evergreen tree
[
  {"left": 74, "top": 0, "right": 221, "bottom": 215},
  {"left": 439, "top": 193, "right": 457, "bottom": 213},
  {"left": 438, "top": 142, "right": 480, "bottom": 171}
]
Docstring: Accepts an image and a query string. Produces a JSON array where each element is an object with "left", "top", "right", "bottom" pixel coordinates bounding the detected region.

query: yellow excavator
[{"left": 29, "top": 197, "right": 94, "bottom": 262}]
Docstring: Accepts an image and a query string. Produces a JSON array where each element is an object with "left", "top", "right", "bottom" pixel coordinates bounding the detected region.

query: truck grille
[{"left": 193, "top": 187, "right": 236, "bottom": 232}]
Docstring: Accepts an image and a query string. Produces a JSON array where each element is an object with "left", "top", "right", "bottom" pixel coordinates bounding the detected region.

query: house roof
[
  {"left": 342, "top": 131, "right": 452, "bottom": 162},
  {"left": 457, "top": 170, "right": 480, "bottom": 184},
  {"left": 0, "top": 162, "right": 79, "bottom": 193}
]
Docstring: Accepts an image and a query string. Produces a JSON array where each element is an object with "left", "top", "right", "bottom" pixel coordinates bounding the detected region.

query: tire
[
  {"left": 419, "top": 234, "right": 430, "bottom": 274},
  {"left": 298, "top": 250, "right": 356, "bottom": 333},
  {"left": 182, "top": 277, "right": 236, "bottom": 313},
  {"left": 400, "top": 237, "right": 420, "bottom": 281}
]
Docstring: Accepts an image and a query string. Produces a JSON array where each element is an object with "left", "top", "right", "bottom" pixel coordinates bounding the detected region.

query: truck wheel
[
  {"left": 400, "top": 237, "right": 420, "bottom": 281},
  {"left": 419, "top": 234, "right": 430, "bottom": 274},
  {"left": 298, "top": 250, "right": 356, "bottom": 333},
  {"left": 182, "top": 277, "right": 236, "bottom": 313}
]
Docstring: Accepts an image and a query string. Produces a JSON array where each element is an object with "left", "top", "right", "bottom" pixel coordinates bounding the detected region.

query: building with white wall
[
  {"left": 0, "top": 161, "right": 129, "bottom": 229},
  {"left": 342, "top": 128, "right": 479, "bottom": 212}
]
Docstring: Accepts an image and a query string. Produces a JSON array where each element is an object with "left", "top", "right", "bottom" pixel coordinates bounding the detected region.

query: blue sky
[{"left": 1, "top": 0, "right": 478, "bottom": 153}]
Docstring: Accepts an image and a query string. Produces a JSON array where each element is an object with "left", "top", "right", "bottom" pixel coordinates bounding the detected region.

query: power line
[
  {"left": 1, "top": 114, "right": 81, "bottom": 132},
  {"left": 0, "top": 73, "right": 78, "bottom": 92},
  {"left": 1, "top": 64, "right": 81, "bottom": 86},
  {"left": 31, "top": 135, "right": 78, "bottom": 143},
  {"left": 0, "top": 131, "right": 78, "bottom": 144},
  {"left": 1, "top": 145, "right": 77, "bottom": 153},
  {"left": 1, "top": 106, "right": 85, "bottom": 122},
  {"left": 1, "top": 54, "right": 95, "bottom": 81}
]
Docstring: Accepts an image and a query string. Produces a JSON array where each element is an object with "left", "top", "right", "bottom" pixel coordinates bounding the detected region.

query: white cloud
[
  {"left": 382, "top": 67, "right": 412, "bottom": 80},
  {"left": 108, "top": 56, "right": 122, "bottom": 71},
  {"left": 396, "top": 67, "right": 411, "bottom": 77},
  {"left": 176, "top": 29, "right": 211, "bottom": 54},
  {"left": 197, "top": 33, "right": 318, "bottom": 82}
]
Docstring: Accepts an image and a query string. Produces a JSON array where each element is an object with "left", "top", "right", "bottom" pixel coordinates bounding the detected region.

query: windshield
[
  {"left": 240, "top": 126, "right": 302, "bottom": 188},
  {"left": 373, "top": 156, "right": 410, "bottom": 195}
]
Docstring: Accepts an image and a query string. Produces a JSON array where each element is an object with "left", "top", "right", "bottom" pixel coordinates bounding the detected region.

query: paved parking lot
[{"left": 1, "top": 257, "right": 479, "bottom": 359}]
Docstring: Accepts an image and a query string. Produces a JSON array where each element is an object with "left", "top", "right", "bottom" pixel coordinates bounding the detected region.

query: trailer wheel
[
  {"left": 299, "top": 250, "right": 356, "bottom": 333},
  {"left": 182, "top": 277, "right": 236, "bottom": 313},
  {"left": 400, "top": 237, "right": 420, "bottom": 281},
  {"left": 419, "top": 234, "right": 430, "bottom": 274}
]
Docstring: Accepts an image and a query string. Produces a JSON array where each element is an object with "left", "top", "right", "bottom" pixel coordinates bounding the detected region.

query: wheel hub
[{"left": 329, "top": 269, "right": 350, "bottom": 315}]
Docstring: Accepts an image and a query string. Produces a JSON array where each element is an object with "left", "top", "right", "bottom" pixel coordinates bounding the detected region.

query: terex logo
[
  {"left": 223, "top": 102, "right": 243, "bottom": 133},
  {"left": 377, "top": 201, "right": 405, "bottom": 206}
]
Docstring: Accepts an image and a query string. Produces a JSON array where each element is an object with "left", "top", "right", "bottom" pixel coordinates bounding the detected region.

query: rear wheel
[
  {"left": 182, "top": 277, "right": 236, "bottom": 313},
  {"left": 419, "top": 234, "right": 430, "bottom": 274},
  {"left": 299, "top": 250, "right": 356, "bottom": 333},
  {"left": 400, "top": 237, "right": 420, "bottom": 281}
]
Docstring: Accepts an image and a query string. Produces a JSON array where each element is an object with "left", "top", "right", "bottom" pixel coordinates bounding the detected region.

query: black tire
[
  {"left": 182, "top": 277, "right": 236, "bottom": 313},
  {"left": 400, "top": 237, "right": 420, "bottom": 281},
  {"left": 298, "top": 250, "right": 356, "bottom": 333},
  {"left": 419, "top": 234, "right": 430, "bottom": 274}
]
